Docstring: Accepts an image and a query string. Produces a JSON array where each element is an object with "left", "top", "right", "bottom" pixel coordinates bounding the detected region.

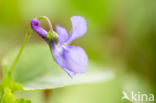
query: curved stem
[
  {"left": 37, "top": 16, "right": 54, "bottom": 34},
  {"left": 37, "top": 16, "right": 58, "bottom": 58},
  {"left": 9, "top": 27, "right": 32, "bottom": 72}
]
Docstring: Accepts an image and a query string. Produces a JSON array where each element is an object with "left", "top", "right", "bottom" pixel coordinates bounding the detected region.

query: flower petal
[
  {"left": 52, "top": 45, "right": 88, "bottom": 78},
  {"left": 31, "top": 19, "right": 47, "bottom": 39},
  {"left": 66, "top": 16, "right": 87, "bottom": 44},
  {"left": 56, "top": 25, "right": 68, "bottom": 44},
  {"left": 63, "top": 68, "right": 76, "bottom": 78}
]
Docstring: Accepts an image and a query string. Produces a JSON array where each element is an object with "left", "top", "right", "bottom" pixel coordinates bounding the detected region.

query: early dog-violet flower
[{"left": 31, "top": 16, "right": 88, "bottom": 78}]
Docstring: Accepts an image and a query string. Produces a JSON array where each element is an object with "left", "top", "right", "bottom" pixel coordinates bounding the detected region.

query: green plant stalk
[
  {"left": 37, "top": 16, "right": 57, "bottom": 60},
  {"left": 37, "top": 16, "right": 54, "bottom": 33},
  {"left": 9, "top": 16, "right": 52, "bottom": 72},
  {"left": 9, "top": 27, "right": 32, "bottom": 72}
]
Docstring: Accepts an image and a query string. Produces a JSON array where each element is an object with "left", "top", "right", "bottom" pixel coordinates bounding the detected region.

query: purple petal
[
  {"left": 56, "top": 25, "right": 68, "bottom": 45},
  {"left": 52, "top": 45, "right": 88, "bottom": 78},
  {"left": 66, "top": 16, "right": 87, "bottom": 44},
  {"left": 31, "top": 19, "right": 47, "bottom": 39}
]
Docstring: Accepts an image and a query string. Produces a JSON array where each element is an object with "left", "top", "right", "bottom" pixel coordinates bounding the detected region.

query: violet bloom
[{"left": 31, "top": 16, "right": 88, "bottom": 78}]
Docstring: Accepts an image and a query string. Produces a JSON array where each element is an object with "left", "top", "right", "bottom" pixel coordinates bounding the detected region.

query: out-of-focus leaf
[
  {"left": 14, "top": 91, "right": 43, "bottom": 103},
  {"left": 0, "top": 88, "right": 31, "bottom": 103},
  {"left": 48, "top": 72, "right": 154, "bottom": 103},
  {"left": 48, "top": 77, "right": 122, "bottom": 103},
  {"left": 2, "top": 43, "right": 114, "bottom": 90},
  {"left": 1, "top": 88, "right": 15, "bottom": 103},
  {"left": 15, "top": 98, "right": 31, "bottom": 103}
]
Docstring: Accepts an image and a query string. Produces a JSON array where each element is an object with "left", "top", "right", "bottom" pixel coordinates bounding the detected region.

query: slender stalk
[
  {"left": 9, "top": 16, "right": 54, "bottom": 72},
  {"left": 9, "top": 27, "right": 32, "bottom": 72},
  {"left": 37, "top": 16, "right": 57, "bottom": 58},
  {"left": 37, "top": 16, "right": 54, "bottom": 34},
  {"left": 48, "top": 40, "right": 54, "bottom": 59}
]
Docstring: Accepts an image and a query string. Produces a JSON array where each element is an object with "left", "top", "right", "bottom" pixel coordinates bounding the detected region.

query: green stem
[
  {"left": 9, "top": 27, "right": 32, "bottom": 72},
  {"left": 37, "top": 16, "right": 54, "bottom": 33}
]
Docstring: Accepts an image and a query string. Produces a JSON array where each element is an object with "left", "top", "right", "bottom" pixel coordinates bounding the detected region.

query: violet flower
[{"left": 31, "top": 16, "right": 88, "bottom": 78}]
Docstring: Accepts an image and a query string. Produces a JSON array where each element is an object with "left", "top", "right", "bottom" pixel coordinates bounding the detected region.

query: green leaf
[
  {"left": 14, "top": 91, "right": 43, "bottom": 103},
  {"left": 15, "top": 98, "right": 31, "bottom": 103},
  {"left": 1, "top": 88, "right": 15, "bottom": 103},
  {"left": 0, "top": 65, "right": 23, "bottom": 100},
  {"left": 2, "top": 43, "right": 114, "bottom": 90},
  {"left": 0, "top": 88, "right": 31, "bottom": 103}
]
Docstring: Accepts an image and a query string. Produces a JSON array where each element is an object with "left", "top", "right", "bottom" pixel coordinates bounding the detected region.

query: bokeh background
[{"left": 0, "top": 0, "right": 155, "bottom": 103}]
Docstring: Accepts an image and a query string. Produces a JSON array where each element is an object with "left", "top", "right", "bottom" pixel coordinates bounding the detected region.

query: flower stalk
[
  {"left": 9, "top": 27, "right": 32, "bottom": 72},
  {"left": 37, "top": 16, "right": 54, "bottom": 34}
]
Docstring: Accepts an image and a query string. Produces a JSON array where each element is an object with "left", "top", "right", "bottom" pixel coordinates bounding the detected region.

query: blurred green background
[{"left": 0, "top": 0, "right": 155, "bottom": 103}]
